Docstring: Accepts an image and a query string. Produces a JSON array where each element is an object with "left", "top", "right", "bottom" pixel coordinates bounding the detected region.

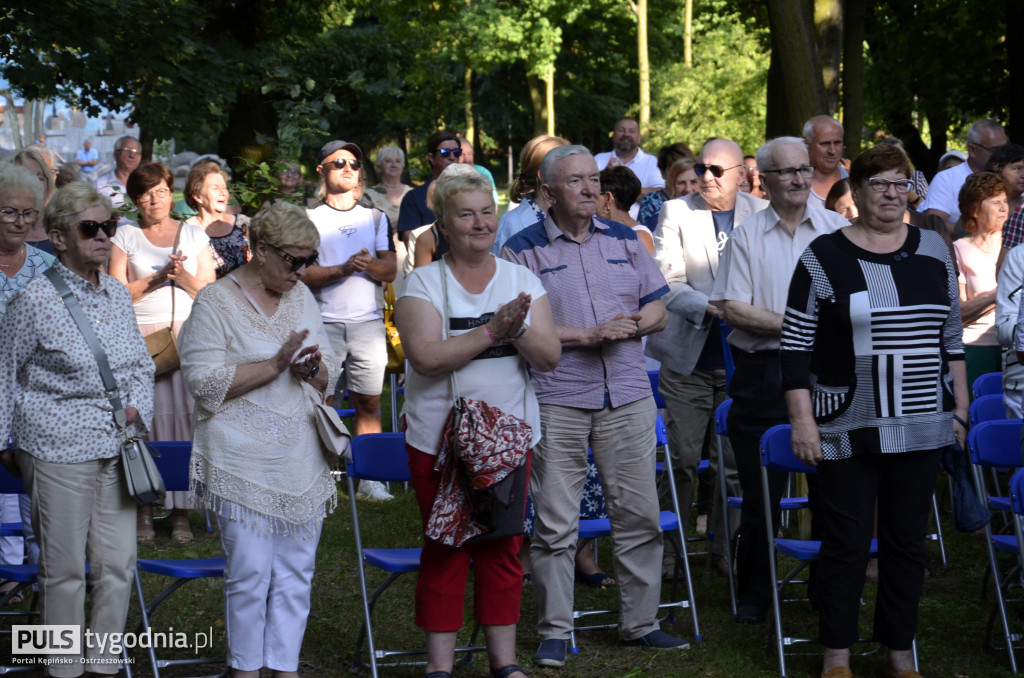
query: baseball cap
[{"left": 318, "top": 140, "right": 363, "bottom": 164}]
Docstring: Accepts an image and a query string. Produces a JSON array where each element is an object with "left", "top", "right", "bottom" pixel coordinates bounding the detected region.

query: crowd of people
[{"left": 0, "top": 109, "right": 1010, "bottom": 678}]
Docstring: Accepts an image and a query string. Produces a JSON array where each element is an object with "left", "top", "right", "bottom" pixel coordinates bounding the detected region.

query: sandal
[
  {"left": 137, "top": 506, "right": 155, "bottom": 543},
  {"left": 170, "top": 513, "right": 194, "bottom": 544},
  {"left": 0, "top": 581, "right": 22, "bottom": 606},
  {"left": 575, "top": 566, "right": 615, "bottom": 589},
  {"left": 491, "top": 664, "right": 526, "bottom": 678}
]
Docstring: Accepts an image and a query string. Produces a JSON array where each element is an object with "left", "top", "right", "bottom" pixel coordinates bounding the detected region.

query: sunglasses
[
  {"left": 325, "top": 158, "right": 360, "bottom": 171},
  {"left": 694, "top": 163, "right": 743, "bottom": 178},
  {"left": 435, "top": 148, "right": 463, "bottom": 158},
  {"left": 270, "top": 243, "right": 319, "bottom": 272},
  {"left": 78, "top": 218, "right": 118, "bottom": 238}
]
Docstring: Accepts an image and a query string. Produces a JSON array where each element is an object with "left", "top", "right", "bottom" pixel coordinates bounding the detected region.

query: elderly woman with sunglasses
[
  {"left": 179, "top": 201, "right": 338, "bottom": 678},
  {"left": 0, "top": 182, "right": 154, "bottom": 677},
  {"left": 108, "top": 162, "right": 216, "bottom": 543}
]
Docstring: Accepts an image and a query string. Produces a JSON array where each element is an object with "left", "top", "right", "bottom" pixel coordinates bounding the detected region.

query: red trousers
[{"left": 407, "top": 444, "right": 527, "bottom": 632}]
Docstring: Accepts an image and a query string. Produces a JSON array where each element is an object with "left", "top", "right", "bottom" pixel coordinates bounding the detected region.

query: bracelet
[
  {"left": 952, "top": 413, "right": 968, "bottom": 429},
  {"left": 509, "top": 322, "right": 529, "bottom": 341},
  {"left": 484, "top": 323, "right": 498, "bottom": 343}
]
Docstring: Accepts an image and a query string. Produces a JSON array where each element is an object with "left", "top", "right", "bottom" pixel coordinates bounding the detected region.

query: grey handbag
[{"left": 44, "top": 268, "right": 166, "bottom": 504}]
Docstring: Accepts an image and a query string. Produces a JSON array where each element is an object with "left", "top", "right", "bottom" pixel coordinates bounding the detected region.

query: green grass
[{"left": 20, "top": 382, "right": 1018, "bottom": 677}]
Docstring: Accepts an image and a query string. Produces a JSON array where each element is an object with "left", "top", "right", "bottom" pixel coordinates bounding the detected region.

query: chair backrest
[
  {"left": 760, "top": 424, "right": 818, "bottom": 475},
  {"left": 347, "top": 433, "right": 411, "bottom": 483},
  {"left": 970, "top": 394, "right": 1008, "bottom": 426},
  {"left": 1010, "top": 467, "right": 1024, "bottom": 516},
  {"left": 973, "top": 371, "right": 1004, "bottom": 399},
  {"left": 720, "top": 324, "right": 735, "bottom": 389},
  {"left": 147, "top": 441, "right": 193, "bottom": 492},
  {"left": 648, "top": 370, "right": 667, "bottom": 410},
  {"left": 715, "top": 398, "right": 732, "bottom": 437},
  {"left": 968, "top": 419, "right": 1023, "bottom": 469},
  {"left": 655, "top": 414, "right": 669, "bottom": 446}
]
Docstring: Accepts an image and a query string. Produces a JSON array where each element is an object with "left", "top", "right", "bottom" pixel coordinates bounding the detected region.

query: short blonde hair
[
  {"left": 0, "top": 162, "right": 45, "bottom": 210},
  {"left": 431, "top": 167, "right": 492, "bottom": 224},
  {"left": 44, "top": 182, "right": 112, "bottom": 238},
  {"left": 249, "top": 201, "right": 319, "bottom": 251},
  {"left": 11, "top": 146, "right": 56, "bottom": 202}
]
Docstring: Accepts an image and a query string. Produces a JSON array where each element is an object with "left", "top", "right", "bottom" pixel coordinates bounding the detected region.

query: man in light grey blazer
[{"left": 646, "top": 137, "right": 768, "bottom": 576}]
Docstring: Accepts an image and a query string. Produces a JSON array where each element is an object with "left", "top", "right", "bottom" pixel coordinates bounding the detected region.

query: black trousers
[
  {"left": 728, "top": 351, "right": 790, "bottom": 611},
  {"left": 817, "top": 449, "right": 941, "bottom": 650}
]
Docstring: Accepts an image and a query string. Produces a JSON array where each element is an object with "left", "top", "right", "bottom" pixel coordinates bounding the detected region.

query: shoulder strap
[
  {"left": 43, "top": 268, "right": 128, "bottom": 429},
  {"left": 438, "top": 256, "right": 460, "bottom": 403}
]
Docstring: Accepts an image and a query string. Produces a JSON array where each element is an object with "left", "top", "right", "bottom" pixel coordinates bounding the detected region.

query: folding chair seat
[
  {"left": 132, "top": 441, "right": 225, "bottom": 678},
  {"left": 971, "top": 393, "right": 1010, "bottom": 426},
  {"left": 968, "top": 419, "right": 1024, "bottom": 673},
  {"left": 760, "top": 425, "right": 888, "bottom": 678},
  {"left": 974, "top": 371, "right": 1005, "bottom": 399},
  {"left": 571, "top": 415, "right": 701, "bottom": 651},
  {"left": 348, "top": 432, "right": 482, "bottom": 677}
]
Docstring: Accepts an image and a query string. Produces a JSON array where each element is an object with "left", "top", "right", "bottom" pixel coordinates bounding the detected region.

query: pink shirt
[{"left": 954, "top": 237, "right": 999, "bottom": 346}]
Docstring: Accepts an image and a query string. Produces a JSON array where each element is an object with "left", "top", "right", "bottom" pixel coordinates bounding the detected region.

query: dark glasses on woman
[
  {"left": 270, "top": 243, "right": 319, "bottom": 272},
  {"left": 694, "top": 163, "right": 743, "bottom": 178},
  {"left": 435, "top": 148, "right": 463, "bottom": 158},
  {"left": 325, "top": 158, "right": 360, "bottom": 171},
  {"left": 78, "top": 218, "right": 118, "bottom": 238}
]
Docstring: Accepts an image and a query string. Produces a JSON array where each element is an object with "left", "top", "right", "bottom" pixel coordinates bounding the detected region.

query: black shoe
[{"left": 737, "top": 603, "right": 766, "bottom": 624}]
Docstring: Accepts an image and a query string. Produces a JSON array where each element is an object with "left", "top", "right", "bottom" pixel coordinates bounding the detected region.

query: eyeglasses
[
  {"left": 970, "top": 142, "right": 1002, "bottom": 153},
  {"left": 0, "top": 207, "right": 41, "bottom": 224},
  {"left": 116, "top": 148, "right": 142, "bottom": 157},
  {"left": 325, "top": 158, "right": 360, "bottom": 171},
  {"left": 269, "top": 243, "right": 319, "bottom": 272},
  {"left": 863, "top": 177, "right": 913, "bottom": 194},
  {"left": 694, "top": 163, "right": 743, "bottom": 178},
  {"left": 279, "top": 169, "right": 301, "bottom": 178},
  {"left": 138, "top": 187, "right": 170, "bottom": 202},
  {"left": 762, "top": 165, "right": 815, "bottom": 181},
  {"left": 435, "top": 148, "right": 463, "bottom": 159},
  {"left": 77, "top": 218, "right": 118, "bottom": 239}
]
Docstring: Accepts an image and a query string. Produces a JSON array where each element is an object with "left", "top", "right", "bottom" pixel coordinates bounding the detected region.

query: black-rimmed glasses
[
  {"left": 269, "top": 243, "right": 319, "bottom": 272},
  {"left": 863, "top": 177, "right": 913, "bottom": 194},
  {"left": 694, "top": 163, "right": 743, "bottom": 178},
  {"left": 761, "top": 165, "right": 815, "bottom": 181}
]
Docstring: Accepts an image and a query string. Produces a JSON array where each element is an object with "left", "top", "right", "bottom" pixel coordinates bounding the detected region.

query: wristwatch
[{"left": 305, "top": 364, "right": 320, "bottom": 380}]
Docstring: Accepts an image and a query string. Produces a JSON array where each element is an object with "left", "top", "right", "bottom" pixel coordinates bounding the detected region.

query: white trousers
[{"left": 216, "top": 505, "right": 322, "bottom": 672}]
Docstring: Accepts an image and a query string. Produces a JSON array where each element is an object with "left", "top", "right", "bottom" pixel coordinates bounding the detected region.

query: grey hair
[
  {"left": 967, "top": 119, "right": 1005, "bottom": 145},
  {"left": 755, "top": 137, "right": 808, "bottom": 173},
  {"left": 250, "top": 201, "right": 319, "bottom": 251},
  {"left": 114, "top": 135, "right": 140, "bottom": 152},
  {"left": 431, "top": 166, "right": 493, "bottom": 224},
  {"left": 539, "top": 145, "right": 593, "bottom": 186},
  {"left": 0, "top": 161, "right": 46, "bottom": 210},
  {"left": 44, "top": 181, "right": 112, "bottom": 237},
  {"left": 376, "top": 146, "right": 405, "bottom": 171},
  {"left": 11, "top": 146, "right": 57, "bottom": 201},
  {"left": 802, "top": 115, "right": 844, "bottom": 142}
]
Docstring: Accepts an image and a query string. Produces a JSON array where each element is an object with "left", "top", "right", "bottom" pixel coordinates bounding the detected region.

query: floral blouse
[
  {"left": 0, "top": 244, "right": 54, "bottom": 322},
  {"left": 0, "top": 260, "right": 154, "bottom": 463},
  {"left": 209, "top": 215, "right": 252, "bottom": 279}
]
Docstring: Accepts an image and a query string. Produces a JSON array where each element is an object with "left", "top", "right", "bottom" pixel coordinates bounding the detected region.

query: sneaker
[
  {"left": 356, "top": 480, "right": 394, "bottom": 501},
  {"left": 533, "top": 638, "right": 568, "bottom": 667},
  {"left": 621, "top": 629, "right": 690, "bottom": 650}
]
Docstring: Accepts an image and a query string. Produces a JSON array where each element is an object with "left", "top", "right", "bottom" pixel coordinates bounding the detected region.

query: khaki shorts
[{"left": 323, "top": 319, "right": 387, "bottom": 398}]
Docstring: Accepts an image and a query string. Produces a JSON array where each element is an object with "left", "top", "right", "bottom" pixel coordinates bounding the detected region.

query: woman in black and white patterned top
[{"left": 780, "top": 144, "right": 968, "bottom": 678}]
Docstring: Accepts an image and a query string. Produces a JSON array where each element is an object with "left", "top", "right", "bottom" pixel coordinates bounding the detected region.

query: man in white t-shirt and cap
[
  {"left": 594, "top": 117, "right": 665, "bottom": 199},
  {"left": 304, "top": 139, "right": 398, "bottom": 500}
]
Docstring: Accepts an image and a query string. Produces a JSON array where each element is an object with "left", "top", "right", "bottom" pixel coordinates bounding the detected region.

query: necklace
[{"left": 0, "top": 244, "right": 26, "bottom": 269}]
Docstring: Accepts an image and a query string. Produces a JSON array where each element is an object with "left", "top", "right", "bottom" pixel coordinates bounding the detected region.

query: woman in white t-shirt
[
  {"left": 396, "top": 172, "right": 559, "bottom": 678},
  {"left": 108, "top": 162, "right": 216, "bottom": 544}
]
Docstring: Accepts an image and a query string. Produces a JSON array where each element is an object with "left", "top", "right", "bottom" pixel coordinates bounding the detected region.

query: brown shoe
[{"left": 821, "top": 668, "right": 853, "bottom": 678}]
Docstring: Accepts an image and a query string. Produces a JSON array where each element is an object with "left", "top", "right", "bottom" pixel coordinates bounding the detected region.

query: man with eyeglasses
[
  {"left": 804, "top": 116, "right": 848, "bottom": 209},
  {"left": 304, "top": 140, "right": 398, "bottom": 501},
  {"left": 711, "top": 136, "right": 848, "bottom": 624},
  {"left": 396, "top": 130, "right": 462, "bottom": 245},
  {"left": 594, "top": 117, "right": 664, "bottom": 200},
  {"left": 918, "top": 119, "right": 1007, "bottom": 231},
  {"left": 647, "top": 137, "right": 767, "bottom": 582},
  {"left": 97, "top": 136, "right": 143, "bottom": 221}
]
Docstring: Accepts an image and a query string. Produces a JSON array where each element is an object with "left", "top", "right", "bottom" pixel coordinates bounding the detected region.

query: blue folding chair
[
  {"left": 0, "top": 464, "right": 40, "bottom": 676},
  {"left": 968, "top": 419, "right": 1023, "bottom": 673},
  {"left": 971, "top": 394, "right": 1010, "bottom": 426},
  {"left": 571, "top": 415, "right": 702, "bottom": 650},
  {"left": 133, "top": 441, "right": 225, "bottom": 678},
  {"left": 714, "top": 399, "right": 739, "bottom": 616},
  {"left": 347, "top": 433, "right": 481, "bottom": 677},
  {"left": 760, "top": 425, "right": 889, "bottom": 678},
  {"left": 974, "top": 371, "right": 1005, "bottom": 399}
]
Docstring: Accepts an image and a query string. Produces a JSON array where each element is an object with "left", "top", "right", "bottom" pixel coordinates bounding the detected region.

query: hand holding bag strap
[
  {"left": 43, "top": 268, "right": 128, "bottom": 428},
  {"left": 168, "top": 221, "right": 183, "bottom": 333}
]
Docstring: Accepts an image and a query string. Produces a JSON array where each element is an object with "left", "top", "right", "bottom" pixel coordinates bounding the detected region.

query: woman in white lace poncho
[{"left": 179, "top": 201, "right": 339, "bottom": 678}]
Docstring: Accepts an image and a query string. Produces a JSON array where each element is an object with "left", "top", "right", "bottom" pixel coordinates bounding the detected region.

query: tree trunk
[
  {"left": 841, "top": 0, "right": 866, "bottom": 156},
  {"left": 4, "top": 92, "right": 24, "bottom": 150},
  {"left": 814, "top": 0, "right": 842, "bottom": 114},
  {"left": 527, "top": 75, "right": 547, "bottom": 137},
  {"left": 684, "top": 0, "right": 693, "bottom": 68},
  {"left": 463, "top": 66, "right": 475, "bottom": 145},
  {"left": 1007, "top": 0, "right": 1024, "bottom": 143},
  {"left": 637, "top": 0, "right": 650, "bottom": 130},
  {"left": 764, "top": 0, "right": 828, "bottom": 137},
  {"left": 544, "top": 65, "right": 555, "bottom": 137}
]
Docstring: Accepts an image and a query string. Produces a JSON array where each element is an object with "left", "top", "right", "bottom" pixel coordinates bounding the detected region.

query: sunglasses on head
[
  {"left": 269, "top": 243, "right": 319, "bottom": 272},
  {"left": 694, "top": 163, "right": 743, "bottom": 178},
  {"left": 435, "top": 148, "right": 463, "bottom": 158},
  {"left": 325, "top": 158, "right": 360, "bottom": 171},
  {"left": 78, "top": 218, "right": 118, "bottom": 239}
]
